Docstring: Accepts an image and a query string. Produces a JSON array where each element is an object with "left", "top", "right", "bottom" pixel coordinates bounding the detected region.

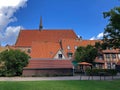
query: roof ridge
[{"left": 20, "top": 29, "right": 74, "bottom": 31}]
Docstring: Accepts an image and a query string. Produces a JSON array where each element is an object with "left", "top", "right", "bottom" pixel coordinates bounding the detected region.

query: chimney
[
  {"left": 76, "top": 35, "right": 82, "bottom": 41},
  {"left": 39, "top": 16, "right": 43, "bottom": 31},
  {"left": 59, "top": 40, "right": 63, "bottom": 50}
]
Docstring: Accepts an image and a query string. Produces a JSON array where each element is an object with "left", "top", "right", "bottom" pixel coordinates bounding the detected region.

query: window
[
  {"left": 98, "top": 55, "right": 103, "bottom": 60},
  {"left": 107, "top": 63, "right": 111, "bottom": 69},
  {"left": 112, "top": 54, "right": 116, "bottom": 59},
  {"left": 58, "top": 54, "right": 62, "bottom": 59},
  {"left": 67, "top": 45, "right": 71, "bottom": 50},
  {"left": 112, "top": 63, "right": 116, "bottom": 69},
  {"left": 118, "top": 54, "right": 120, "bottom": 59},
  {"left": 27, "top": 49, "right": 31, "bottom": 53},
  {"left": 67, "top": 52, "right": 73, "bottom": 58},
  {"left": 74, "top": 46, "right": 78, "bottom": 50},
  {"left": 106, "top": 54, "right": 110, "bottom": 59}
]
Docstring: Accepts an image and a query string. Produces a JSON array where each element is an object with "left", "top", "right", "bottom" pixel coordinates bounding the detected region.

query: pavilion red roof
[{"left": 24, "top": 59, "right": 73, "bottom": 69}]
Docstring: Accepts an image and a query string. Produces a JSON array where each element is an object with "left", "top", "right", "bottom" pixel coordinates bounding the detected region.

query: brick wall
[{"left": 22, "top": 68, "right": 73, "bottom": 76}]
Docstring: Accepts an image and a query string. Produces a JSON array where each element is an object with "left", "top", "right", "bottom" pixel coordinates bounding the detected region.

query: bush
[
  {"left": 86, "top": 69, "right": 117, "bottom": 76},
  {"left": 0, "top": 49, "right": 30, "bottom": 77}
]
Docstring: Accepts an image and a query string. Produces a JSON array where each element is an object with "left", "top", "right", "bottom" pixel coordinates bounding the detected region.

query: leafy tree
[
  {"left": 75, "top": 45, "right": 98, "bottom": 63},
  {"left": 0, "top": 49, "right": 30, "bottom": 76},
  {"left": 95, "top": 42, "right": 109, "bottom": 50},
  {"left": 103, "top": 7, "right": 120, "bottom": 48}
]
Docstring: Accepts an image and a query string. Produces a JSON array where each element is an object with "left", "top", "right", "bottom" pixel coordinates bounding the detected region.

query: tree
[
  {"left": 0, "top": 49, "right": 30, "bottom": 76},
  {"left": 103, "top": 7, "right": 120, "bottom": 48},
  {"left": 75, "top": 45, "right": 98, "bottom": 63},
  {"left": 95, "top": 42, "right": 109, "bottom": 50}
]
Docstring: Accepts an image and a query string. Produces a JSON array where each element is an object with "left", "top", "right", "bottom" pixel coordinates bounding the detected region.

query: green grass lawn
[{"left": 0, "top": 80, "right": 120, "bottom": 90}]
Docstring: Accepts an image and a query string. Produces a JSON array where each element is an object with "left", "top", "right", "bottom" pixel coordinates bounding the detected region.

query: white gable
[{"left": 53, "top": 50, "right": 66, "bottom": 59}]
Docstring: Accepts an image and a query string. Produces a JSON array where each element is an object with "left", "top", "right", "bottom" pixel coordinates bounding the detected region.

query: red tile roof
[
  {"left": 24, "top": 59, "right": 73, "bottom": 69},
  {"left": 102, "top": 49, "right": 120, "bottom": 53},
  {"left": 94, "top": 57, "right": 105, "bottom": 63},
  {"left": 61, "top": 39, "right": 101, "bottom": 57},
  {"left": 30, "top": 39, "right": 101, "bottom": 58},
  {"left": 78, "top": 62, "right": 92, "bottom": 65},
  {"left": 30, "top": 42, "right": 60, "bottom": 58},
  {"left": 15, "top": 29, "right": 77, "bottom": 47}
]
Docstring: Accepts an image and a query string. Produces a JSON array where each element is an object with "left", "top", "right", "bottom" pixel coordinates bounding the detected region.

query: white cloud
[
  {"left": 97, "top": 32, "right": 103, "bottom": 39},
  {"left": 0, "top": 0, "right": 28, "bottom": 46},
  {"left": 90, "top": 32, "right": 103, "bottom": 40},
  {"left": 0, "top": 26, "right": 23, "bottom": 45},
  {"left": 90, "top": 37, "right": 96, "bottom": 40}
]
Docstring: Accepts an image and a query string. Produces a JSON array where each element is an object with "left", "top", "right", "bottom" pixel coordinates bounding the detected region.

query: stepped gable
[
  {"left": 24, "top": 59, "right": 73, "bottom": 69},
  {"left": 15, "top": 29, "right": 77, "bottom": 47},
  {"left": 30, "top": 42, "right": 60, "bottom": 58}
]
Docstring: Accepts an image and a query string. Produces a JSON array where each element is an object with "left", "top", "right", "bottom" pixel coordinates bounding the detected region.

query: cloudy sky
[{"left": 0, "top": 0, "right": 119, "bottom": 46}]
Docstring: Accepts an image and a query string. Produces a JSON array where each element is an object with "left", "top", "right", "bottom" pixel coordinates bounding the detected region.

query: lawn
[{"left": 0, "top": 80, "right": 120, "bottom": 90}]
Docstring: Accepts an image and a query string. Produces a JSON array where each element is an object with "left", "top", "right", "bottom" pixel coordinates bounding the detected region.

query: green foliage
[
  {"left": 75, "top": 45, "right": 98, "bottom": 63},
  {"left": 103, "top": 7, "right": 120, "bottom": 48},
  {"left": 0, "top": 49, "right": 30, "bottom": 76},
  {"left": 86, "top": 69, "right": 117, "bottom": 76}
]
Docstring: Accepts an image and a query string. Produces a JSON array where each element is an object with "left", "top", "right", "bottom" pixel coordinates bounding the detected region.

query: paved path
[{"left": 0, "top": 75, "right": 120, "bottom": 81}]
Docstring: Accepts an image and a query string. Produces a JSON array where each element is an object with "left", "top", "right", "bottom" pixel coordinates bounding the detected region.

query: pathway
[{"left": 0, "top": 75, "right": 120, "bottom": 81}]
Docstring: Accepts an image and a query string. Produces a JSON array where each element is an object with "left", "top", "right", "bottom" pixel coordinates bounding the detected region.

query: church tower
[{"left": 39, "top": 16, "right": 43, "bottom": 31}]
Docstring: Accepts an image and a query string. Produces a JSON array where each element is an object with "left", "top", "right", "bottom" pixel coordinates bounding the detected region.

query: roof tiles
[
  {"left": 61, "top": 39, "right": 101, "bottom": 57},
  {"left": 24, "top": 60, "right": 73, "bottom": 69},
  {"left": 15, "top": 29, "right": 77, "bottom": 47},
  {"left": 30, "top": 42, "right": 60, "bottom": 58}
]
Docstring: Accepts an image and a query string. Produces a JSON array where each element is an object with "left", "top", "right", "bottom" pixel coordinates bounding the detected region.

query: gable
[
  {"left": 30, "top": 42, "right": 60, "bottom": 58},
  {"left": 53, "top": 50, "right": 66, "bottom": 59}
]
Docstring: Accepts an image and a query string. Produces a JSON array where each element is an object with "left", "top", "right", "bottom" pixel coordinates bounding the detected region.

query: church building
[{"left": 14, "top": 17, "right": 120, "bottom": 76}]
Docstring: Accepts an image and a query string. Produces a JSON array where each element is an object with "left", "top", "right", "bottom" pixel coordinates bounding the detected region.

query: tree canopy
[
  {"left": 103, "top": 7, "right": 120, "bottom": 48},
  {"left": 75, "top": 45, "right": 98, "bottom": 63},
  {"left": 0, "top": 49, "right": 30, "bottom": 76}
]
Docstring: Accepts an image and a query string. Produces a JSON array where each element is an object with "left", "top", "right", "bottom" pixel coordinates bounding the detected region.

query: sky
[{"left": 0, "top": 0, "right": 120, "bottom": 46}]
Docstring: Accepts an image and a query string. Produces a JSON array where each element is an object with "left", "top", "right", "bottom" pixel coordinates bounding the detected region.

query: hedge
[{"left": 86, "top": 69, "right": 117, "bottom": 76}]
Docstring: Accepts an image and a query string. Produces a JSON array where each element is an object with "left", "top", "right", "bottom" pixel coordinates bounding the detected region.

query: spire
[{"left": 39, "top": 16, "right": 43, "bottom": 31}]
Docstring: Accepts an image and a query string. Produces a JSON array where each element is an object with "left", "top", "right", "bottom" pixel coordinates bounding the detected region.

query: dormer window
[
  {"left": 27, "top": 49, "right": 31, "bottom": 53},
  {"left": 58, "top": 54, "right": 63, "bottom": 59},
  {"left": 67, "top": 45, "right": 71, "bottom": 50},
  {"left": 74, "top": 46, "right": 78, "bottom": 50},
  {"left": 67, "top": 52, "right": 73, "bottom": 58}
]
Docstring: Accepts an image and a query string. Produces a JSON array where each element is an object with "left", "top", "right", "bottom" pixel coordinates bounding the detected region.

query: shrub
[{"left": 86, "top": 69, "right": 117, "bottom": 76}]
